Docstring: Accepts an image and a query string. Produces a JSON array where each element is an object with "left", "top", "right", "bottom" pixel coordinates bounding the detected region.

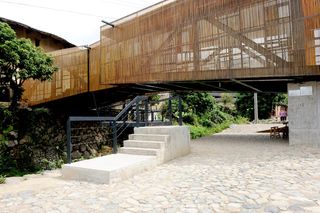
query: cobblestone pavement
[{"left": 1, "top": 124, "right": 320, "bottom": 213}]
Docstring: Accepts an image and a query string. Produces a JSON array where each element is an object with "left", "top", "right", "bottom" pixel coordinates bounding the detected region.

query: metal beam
[
  {"left": 206, "top": 17, "right": 288, "bottom": 66},
  {"left": 101, "top": 20, "right": 115, "bottom": 28},
  {"left": 240, "top": 79, "right": 294, "bottom": 82},
  {"left": 144, "top": 27, "right": 183, "bottom": 67},
  {"left": 241, "top": 45, "right": 269, "bottom": 66},
  {"left": 69, "top": 116, "right": 114, "bottom": 122},
  {"left": 196, "top": 81, "right": 229, "bottom": 92},
  {"left": 130, "top": 86, "right": 158, "bottom": 92},
  {"left": 164, "top": 83, "right": 194, "bottom": 91},
  {"left": 202, "top": 48, "right": 220, "bottom": 64},
  {"left": 135, "top": 83, "right": 169, "bottom": 91},
  {"left": 231, "top": 79, "right": 262, "bottom": 93}
]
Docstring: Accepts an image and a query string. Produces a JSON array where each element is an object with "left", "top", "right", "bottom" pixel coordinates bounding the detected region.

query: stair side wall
[{"left": 134, "top": 126, "right": 190, "bottom": 163}]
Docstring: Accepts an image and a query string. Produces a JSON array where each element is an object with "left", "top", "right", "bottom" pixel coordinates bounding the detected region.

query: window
[{"left": 35, "top": 39, "right": 40, "bottom": 47}]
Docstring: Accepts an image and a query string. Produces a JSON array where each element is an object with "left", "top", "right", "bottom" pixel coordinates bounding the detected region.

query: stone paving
[{"left": 1, "top": 124, "right": 320, "bottom": 212}]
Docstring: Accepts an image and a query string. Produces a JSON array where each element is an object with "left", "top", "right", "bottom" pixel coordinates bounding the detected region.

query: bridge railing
[{"left": 66, "top": 95, "right": 183, "bottom": 163}]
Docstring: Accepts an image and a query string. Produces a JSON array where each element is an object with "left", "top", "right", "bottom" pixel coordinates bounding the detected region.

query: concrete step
[
  {"left": 62, "top": 154, "right": 157, "bottom": 184},
  {"left": 119, "top": 147, "right": 159, "bottom": 156},
  {"left": 129, "top": 134, "right": 169, "bottom": 142},
  {"left": 124, "top": 140, "right": 164, "bottom": 149},
  {"left": 134, "top": 126, "right": 184, "bottom": 135}
]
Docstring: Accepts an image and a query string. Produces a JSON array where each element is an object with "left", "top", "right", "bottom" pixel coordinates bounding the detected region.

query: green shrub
[
  {"left": 39, "top": 159, "right": 64, "bottom": 170},
  {"left": 199, "top": 118, "right": 214, "bottom": 128},
  {"left": 0, "top": 107, "right": 67, "bottom": 177},
  {"left": 190, "top": 125, "right": 208, "bottom": 139},
  {"left": 0, "top": 175, "right": 6, "bottom": 184},
  {"left": 234, "top": 116, "right": 249, "bottom": 124},
  {"left": 182, "top": 112, "right": 198, "bottom": 125},
  {"left": 207, "top": 110, "right": 225, "bottom": 124},
  {"left": 190, "top": 117, "right": 248, "bottom": 139}
]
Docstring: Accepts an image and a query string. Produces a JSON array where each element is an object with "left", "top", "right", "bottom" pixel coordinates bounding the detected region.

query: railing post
[
  {"left": 151, "top": 111, "right": 154, "bottom": 122},
  {"left": 112, "top": 120, "right": 117, "bottom": 153},
  {"left": 66, "top": 118, "right": 72, "bottom": 164},
  {"left": 144, "top": 99, "right": 149, "bottom": 126},
  {"left": 168, "top": 95, "right": 173, "bottom": 124},
  {"left": 136, "top": 99, "right": 140, "bottom": 127},
  {"left": 178, "top": 95, "right": 183, "bottom": 126}
]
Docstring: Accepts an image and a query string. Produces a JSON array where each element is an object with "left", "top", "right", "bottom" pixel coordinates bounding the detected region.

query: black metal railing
[{"left": 66, "top": 94, "right": 183, "bottom": 163}]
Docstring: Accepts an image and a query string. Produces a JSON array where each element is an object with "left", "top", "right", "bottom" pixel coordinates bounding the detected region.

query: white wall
[
  {"left": 134, "top": 126, "right": 190, "bottom": 163},
  {"left": 288, "top": 81, "right": 320, "bottom": 146}
]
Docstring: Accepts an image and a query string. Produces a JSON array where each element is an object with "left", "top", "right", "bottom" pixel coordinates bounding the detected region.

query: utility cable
[{"left": 0, "top": 0, "right": 116, "bottom": 20}]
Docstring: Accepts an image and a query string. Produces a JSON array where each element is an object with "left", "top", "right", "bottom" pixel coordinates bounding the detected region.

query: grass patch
[
  {"left": 189, "top": 117, "right": 248, "bottom": 139},
  {"left": 0, "top": 175, "right": 5, "bottom": 184}
]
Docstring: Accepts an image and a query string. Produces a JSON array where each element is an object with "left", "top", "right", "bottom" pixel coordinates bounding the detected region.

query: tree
[
  {"left": 181, "top": 92, "right": 217, "bottom": 116},
  {"left": 235, "top": 93, "right": 287, "bottom": 120},
  {"left": 162, "top": 92, "right": 231, "bottom": 126},
  {"left": 0, "top": 22, "right": 57, "bottom": 110}
]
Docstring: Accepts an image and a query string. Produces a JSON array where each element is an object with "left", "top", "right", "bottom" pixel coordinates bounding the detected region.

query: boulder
[
  {"left": 8, "top": 131, "right": 18, "bottom": 139},
  {"left": 71, "top": 151, "right": 81, "bottom": 159},
  {"left": 83, "top": 151, "right": 90, "bottom": 159},
  {"left": 6, "top": 140, "right": 18, "bottom": 147},
  {"left": 80, "top": 144, "right": 86, "bottom": 152}
]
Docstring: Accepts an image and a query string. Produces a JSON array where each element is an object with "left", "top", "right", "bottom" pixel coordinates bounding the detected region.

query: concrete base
[
  {"left": 61, "top": 154, "right": 157, "bottom": 184},
  {"left": 134, "top": 126, "right": 191, "bottom": 163},
  {"left": 62, "top": 126, "right": 190, "bottom": 184},
  {"left": 288, "top": 81, "right": 320, "bottom": 146}
]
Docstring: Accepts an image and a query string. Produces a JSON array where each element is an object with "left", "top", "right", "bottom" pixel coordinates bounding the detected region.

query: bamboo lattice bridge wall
[{"left": 24, "top": 0, "right": 320, "bottom": 106}]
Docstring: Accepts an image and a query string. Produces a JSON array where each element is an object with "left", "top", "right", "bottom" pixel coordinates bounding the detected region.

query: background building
[
  {"left": 0, "top": 17, "right": 75, "bottom": 52},
  {"left": 0, "top": 17, "right": 75, "bottom": 102}
]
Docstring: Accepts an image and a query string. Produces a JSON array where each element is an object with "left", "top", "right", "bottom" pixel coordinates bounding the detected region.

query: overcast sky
[{"left": 0, "top": 0, "right": 161, "bottom": 46}]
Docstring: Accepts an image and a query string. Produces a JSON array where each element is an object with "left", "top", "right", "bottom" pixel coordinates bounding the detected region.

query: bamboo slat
[
  {"left": 100, "top": 0, "right": 320, "bottom": 84},
  {"left": 23, "top": 0, "right": 320, "bottom": 106},
  {"left": 23, "top": 47, "right": 88, "bottom": 105}
]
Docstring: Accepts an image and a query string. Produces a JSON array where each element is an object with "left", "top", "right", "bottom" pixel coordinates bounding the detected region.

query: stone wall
[
  {"left": 70, "top": 122, "right": 112, "bottom": 160},
  {"left": 0, "top": 108, "right": 113, "bottom": 173}
]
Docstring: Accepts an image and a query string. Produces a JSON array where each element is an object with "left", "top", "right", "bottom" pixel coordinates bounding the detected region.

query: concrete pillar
[
  {"left": 288, "top": 81, "right": 320, "bottom": 146},
  {"left": 254, "top": 93, "right": 259, "bottom": 124}
]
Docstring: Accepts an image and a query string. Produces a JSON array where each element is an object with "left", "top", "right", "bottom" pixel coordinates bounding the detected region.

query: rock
[
  {"left": 243, "top": 203, "right": 261, "bottom": 209},
  {"left": 101, "top": 145, "right": 112, "bottom": 152},
  {"left": 264, "top": 206, "right": 280, "bottom": 213},
  {"left": 19, "top": 138, "right": 27, "bottom": 145},
  {"left": 6, "top": 140, "right": 18, "bottom": 147},
  {"left": 288, "top": 205, "right": 306, "bottom": 212},
  {"left": 42, "top": 135, "right": 49, "bottom": 142},
  {"left": 8, "top": 131, "right": 18, "bottom": 139},
  {"left": 80, "top": 144, "right": 87, "bottom": 152},
  {"left": 126, "top": 198, "right": 140, "bottom": 206},
  {"left": 56, "top": 133, "right": 63, "bottom": 141},
  {"left": 19, "top": 136, "right": 31, "bottom": 145},
  {"left": 84, "top": 151, "right": 90, "bottom": 159},
  {"left": 71, "top": 151, "right": 81, "bottom": 159},
  {"left": 99, "top": 145, "right": 113, "bottom": 156},
  {"left": 92, "top": 144, "right": 98, "bottom": 150},
  {"left": 89, "top": 148, "right": 97, "bottom": 156}
]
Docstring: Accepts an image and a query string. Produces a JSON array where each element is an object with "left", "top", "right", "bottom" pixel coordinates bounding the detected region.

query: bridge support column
[{"left": 288, "top": 81, "right": 320, "bottom": 146}]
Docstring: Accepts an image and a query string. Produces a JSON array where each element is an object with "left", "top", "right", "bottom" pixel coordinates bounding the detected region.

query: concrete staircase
[
  {"left": 62, "top": 126, "right": 190, "bottom": 184},
  {"left": 119, "top": 133, "right": 170, "bottom": 163}
]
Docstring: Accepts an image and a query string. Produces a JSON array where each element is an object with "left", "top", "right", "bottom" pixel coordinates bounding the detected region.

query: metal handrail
[
  {"left": 66, "top": 94, "right": 183, "bottom": 163},
  {"left": 115, "top": 96, "right": 147, "bottom": 120}
]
